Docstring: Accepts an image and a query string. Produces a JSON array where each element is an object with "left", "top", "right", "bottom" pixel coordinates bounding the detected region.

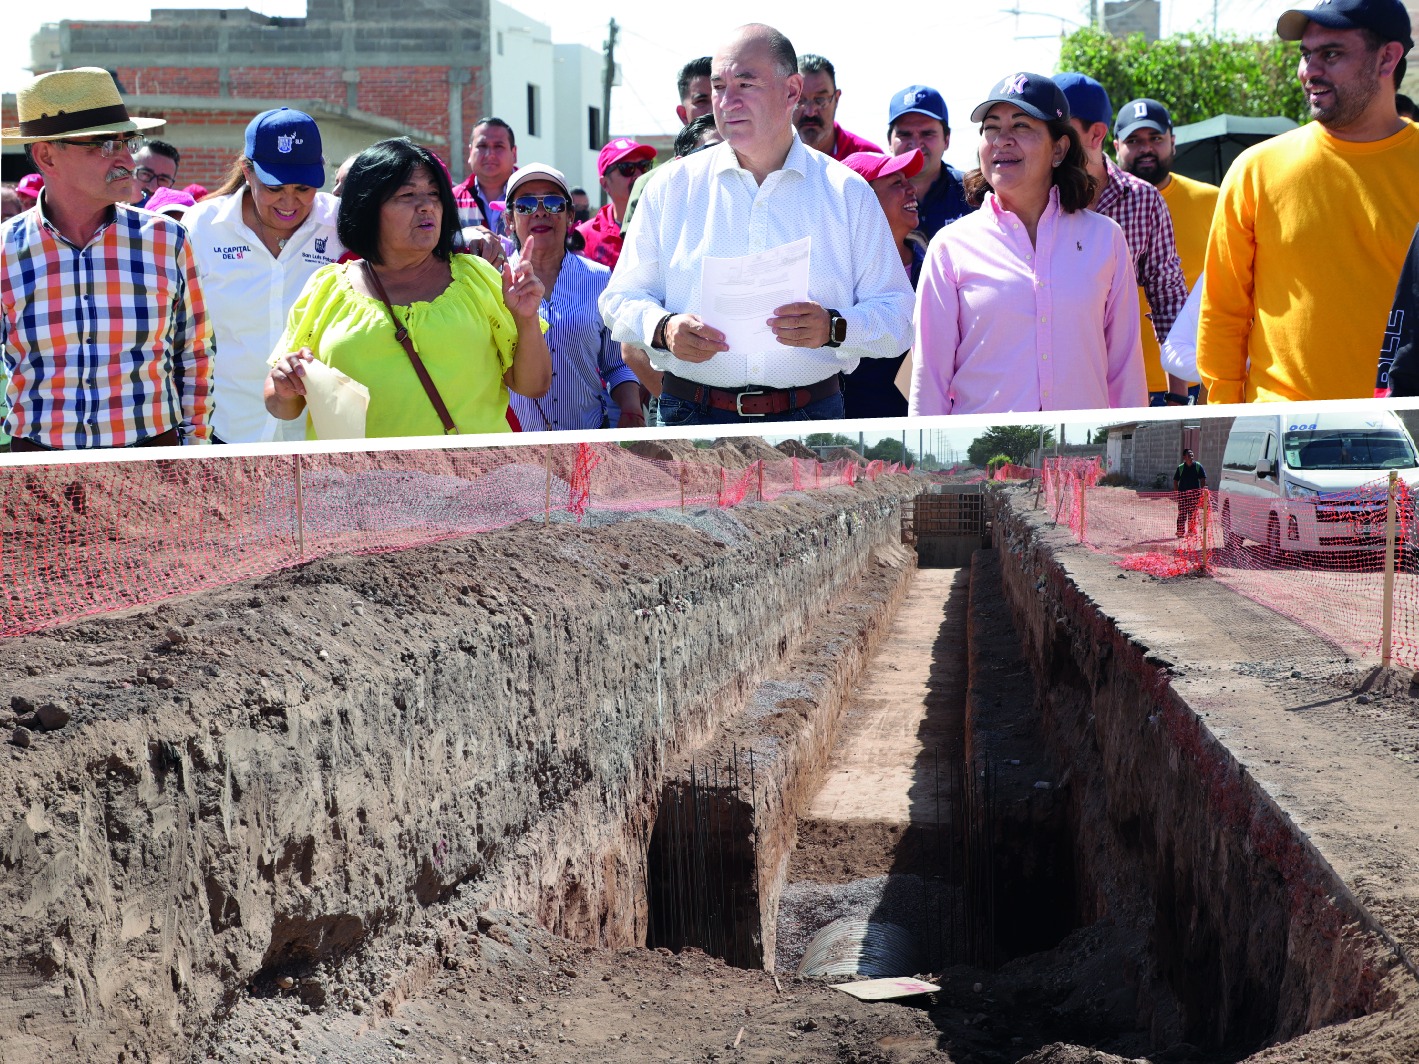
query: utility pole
[{"left": 601, "top": 18, "right": 618, "bottom": 146}]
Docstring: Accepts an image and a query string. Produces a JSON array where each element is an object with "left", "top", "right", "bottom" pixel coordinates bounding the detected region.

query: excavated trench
[{"left": 2, "top": 473, "right": 1415, "bottom": 1063}]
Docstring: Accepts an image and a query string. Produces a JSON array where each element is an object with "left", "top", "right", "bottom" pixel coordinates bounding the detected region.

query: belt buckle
[{"left": 734, "top": 388, "right": 767, "bottom": 417}]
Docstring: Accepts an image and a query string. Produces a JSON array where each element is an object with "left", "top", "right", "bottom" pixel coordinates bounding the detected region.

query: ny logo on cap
[
  {"left": 276, "top": 134, "right": 302, "bottom": 154},
  {"left": 1001, "top": 74, "right": 1029, "bottom": 96},
  {"left": 903, "top": 90, "right": 918, "bottom": 105}
]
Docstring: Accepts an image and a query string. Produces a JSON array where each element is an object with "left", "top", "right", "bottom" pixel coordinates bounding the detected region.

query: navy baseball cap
[
  {"left": 1115, "top": 98, "right": 1173, "bottom": 139},
  {"left": 1278, "top": 0, "right": 1413, "bottom": 51},
  {"left": 245, "top": 108, "right": 325, "bottom": 188},
  {"left": 970, "top": 72, "right": 1070, "bottom": 124},
  {"left": 1054, "top": 72, "right": 1114, "bottom": 127},
  {"left": 889, "top": 85, "right": 949, "bottom": 127}
]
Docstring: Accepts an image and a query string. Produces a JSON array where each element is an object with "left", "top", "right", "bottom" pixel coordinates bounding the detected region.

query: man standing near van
[{"left": 1174, "top": 449, "right": 1208, "bottom": 537}]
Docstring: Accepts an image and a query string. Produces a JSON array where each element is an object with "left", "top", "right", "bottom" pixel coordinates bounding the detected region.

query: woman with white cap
[
  {"left": 504, "top": 163, "right": 643, "bottom": 430},
  {"left": 911, "top": 71, "right": 1146, "bottom": 415},
  {"left": 183, "top": 108, "right": 345, "bottom": 443}
]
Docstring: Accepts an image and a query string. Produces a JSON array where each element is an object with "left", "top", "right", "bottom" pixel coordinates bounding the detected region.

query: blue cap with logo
[
  {"left": 969, "top": 72, "right": 1071, "bottom": 124},
  {"left": 244, "top": 107, "right": 325, "bottom": 187},
  {"left": 1277, "top": 0, "right": 1413, "bottom": 52},
  {"left": 1115, "top": 98, "right": 1173, "bottom": 139},
  {"left": 889, "top": 85, "right": 949, "bottom": 128},
  {"left": 1054, "top": 72, "right": 1114, "bottom": 127}
]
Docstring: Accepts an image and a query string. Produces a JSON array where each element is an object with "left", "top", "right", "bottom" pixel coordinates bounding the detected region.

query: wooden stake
[
  {"left": 1382, "top": 471, "right": 1398, "bottom": 668},
  {"left": 757, "top": 460, "right": 764, "bottom": 502},
  {"left": 679, "top": 462, "right": 685, "bottom": 512},
  {"left": 544, "top": 445, "right": 553, "bottom": 527},
  {"left": 733, "top": 1026, "right": 745, "bottom": 1048},
  {"left": 294, "top": 454, "right": 306, "bottom": 559},
  {"left": 1199, "top": 489, "right": 1210, "bottom": 573}
]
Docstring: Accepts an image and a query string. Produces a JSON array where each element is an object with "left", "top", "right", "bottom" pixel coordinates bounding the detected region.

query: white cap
[{"left": 506, "top": 162, "right": 571, "bottom": 203}]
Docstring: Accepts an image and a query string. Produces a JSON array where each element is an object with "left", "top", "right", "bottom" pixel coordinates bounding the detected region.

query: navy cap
[
  {"left": 889, "top": 85, "right": 949, "bottom": 128},
  {"left": 244, "top": 108, "right": 325, "bottom": 188},
  {"left": 1278, "top": 0, "right": 1413, "bottom": 51},
  {"left": 1115, "top": 98, "right": 1173, "bottom": 139},
  {"left": 970, "top": 72, "right": 1070, "bottom": 124},
  {"left": 1054, "top": 72, "right": 1114, "bottom": 127}
]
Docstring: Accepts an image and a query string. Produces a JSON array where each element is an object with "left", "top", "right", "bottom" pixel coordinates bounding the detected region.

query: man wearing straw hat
[{"left": 1, "top": 67, "right": 212, "bottom": 450}]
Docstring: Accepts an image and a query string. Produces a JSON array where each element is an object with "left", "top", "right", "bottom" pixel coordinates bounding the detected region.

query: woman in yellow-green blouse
[{"left": 264, "top": 138, "right": 551, "bottom": 438}]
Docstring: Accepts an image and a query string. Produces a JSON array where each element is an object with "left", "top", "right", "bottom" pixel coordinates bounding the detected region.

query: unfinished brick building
[{"left": 7, "top": 0, "right": 493, "bottom": 190}]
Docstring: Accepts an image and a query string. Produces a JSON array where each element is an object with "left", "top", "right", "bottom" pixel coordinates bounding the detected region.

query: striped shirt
[
  {"left": 1094, "top": 157, "right": 1188, "bottom": 348},
  {"left": 1, "top": 196, "right": 213, "bottom": 447},
  {"left": 507, "top": 252, "right": 638, "bottom": 430}
]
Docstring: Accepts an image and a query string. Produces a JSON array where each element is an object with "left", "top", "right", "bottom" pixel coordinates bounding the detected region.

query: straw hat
[{"left": 1, "top": 67, "right": 164, "bottom": 145}]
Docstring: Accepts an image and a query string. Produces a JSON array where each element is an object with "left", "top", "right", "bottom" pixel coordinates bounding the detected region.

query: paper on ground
[
  {"left": 830, "top": 977, "right": 940, "bottom": 1001},
  {"left": 302, "top": 358, "right": 370, "bottom": 439},
  {"left": 699, "top": 236, "right": 811, "bottom": 354}
]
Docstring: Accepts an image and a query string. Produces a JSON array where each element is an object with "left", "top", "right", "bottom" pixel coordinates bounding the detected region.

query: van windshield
[{"left": 1282, "top": 430, "right": 1418, "bottom": 471}]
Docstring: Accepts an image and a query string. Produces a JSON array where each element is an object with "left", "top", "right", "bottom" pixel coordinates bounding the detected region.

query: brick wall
[{"left": 38, "top": 2, "right": 492, "bottom": 189}]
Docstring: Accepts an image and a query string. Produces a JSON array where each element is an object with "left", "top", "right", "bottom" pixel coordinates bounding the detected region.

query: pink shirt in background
[
  {"left": 829, "top": 123, "right": 883, "bottom": 162},
  {"left": 909, "top": 187, "right": 1146, "bottom": 415}
]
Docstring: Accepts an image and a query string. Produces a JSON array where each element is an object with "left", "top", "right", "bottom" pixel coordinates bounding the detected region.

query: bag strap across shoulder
[{"left": 360, "top": 259, "right": 459, "bottom": 435}]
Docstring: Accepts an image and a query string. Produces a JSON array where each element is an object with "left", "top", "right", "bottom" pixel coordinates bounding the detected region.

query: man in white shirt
[{"left": 600, "top": 22, "right": 913, "bottom": 425}]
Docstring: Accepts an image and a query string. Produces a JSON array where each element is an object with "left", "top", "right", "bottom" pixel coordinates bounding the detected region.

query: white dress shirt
[
  {"left": 1162, "top": 274, "right": 1203, "bottom": 382},
  {"left": 183, "top": 190, "right": 344, "bottom": 442},
  {"left": 600, "top": 136, "right": 914, "bottom": 388}
]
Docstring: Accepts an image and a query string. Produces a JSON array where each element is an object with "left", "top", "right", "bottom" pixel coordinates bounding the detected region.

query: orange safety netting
[
  {"left": 1040, "top": 458, "right": 1419, "bottom": 668},
  {"left": 1, "top": 443, "right": 887, "bottom": 638}
]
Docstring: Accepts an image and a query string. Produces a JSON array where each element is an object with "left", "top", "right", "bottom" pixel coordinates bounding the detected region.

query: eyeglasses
[
  {"left": 134, "top": 166, "right": 175, "bottom": 188},
  {"left": 609, "top": 160, "right": 652, "bottom": 178},
  {"left": 60, "top": 135, "right": 143, "bottom": 158},
  {"left": 511, "top": 194, "right": 568, "bottom": 215},
  {"left": 796, "top": 95, "right": 837, "bottom": 112}
]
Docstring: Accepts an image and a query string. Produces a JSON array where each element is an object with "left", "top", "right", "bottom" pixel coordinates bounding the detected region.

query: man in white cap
[{"left": 1, "top": 67, "right": 212, "bottom": 449}]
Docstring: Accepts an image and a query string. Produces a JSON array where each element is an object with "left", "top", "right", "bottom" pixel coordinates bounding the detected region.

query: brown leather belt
[
  {"left": 9, "top": 426, "right": 183, "bottom": 452},
  {"left": 661, "top": 372, "right": 840, "bottom": 417}
]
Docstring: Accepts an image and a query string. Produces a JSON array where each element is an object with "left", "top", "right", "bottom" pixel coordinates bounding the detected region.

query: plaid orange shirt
[{"left": 1, "top": 197, "right": 213, "bottom": 447}]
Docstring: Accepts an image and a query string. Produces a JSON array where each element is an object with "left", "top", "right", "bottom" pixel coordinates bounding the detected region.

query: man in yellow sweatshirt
[
  {"left": 1198, "top": 0, "right": 1418, "bottom": 404},
  {"left": 1115, "top": 98, "right": 1219, "bottom": 404}
]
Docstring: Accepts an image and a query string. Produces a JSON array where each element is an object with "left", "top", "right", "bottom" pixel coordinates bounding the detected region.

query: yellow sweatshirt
[
  {"left": 1139, "top": 172, "right": 1218, "bottom": 392},
  {"left": 1198, "top": 120, "right": 1419, "bottom": 404}
]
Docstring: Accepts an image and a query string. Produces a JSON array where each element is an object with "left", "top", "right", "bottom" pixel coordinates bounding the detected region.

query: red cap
[
  {"left": 597, "top": 137, "right": 656, "bottom": 176},
  {"left": 840, "top": 149, "right": 923, "bottom": 183},
  {"left": 16, "top": 173, "right": 43, "bottom": 199}
]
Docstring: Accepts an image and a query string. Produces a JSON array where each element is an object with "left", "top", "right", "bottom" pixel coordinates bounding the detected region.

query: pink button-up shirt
[{"left": 909, "top": 187, "right": 1146, "bottom": 415}]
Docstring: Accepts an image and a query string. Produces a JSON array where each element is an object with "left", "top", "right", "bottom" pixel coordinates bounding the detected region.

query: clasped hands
[{"left": 663, "top": 301, "right": 832, "bottom": 363}]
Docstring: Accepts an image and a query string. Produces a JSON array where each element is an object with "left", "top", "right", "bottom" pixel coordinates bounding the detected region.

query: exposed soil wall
[
  {"left": 986, "top": 488, "right": 1403, "bottom": 1053},
  {"left": 0, "top": 479, "right": 912, "bottom": 1061}
]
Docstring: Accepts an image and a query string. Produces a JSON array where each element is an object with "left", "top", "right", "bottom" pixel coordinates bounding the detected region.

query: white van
[{"left": 1218, "top": 411, "right": 1419, "bottom": 554}]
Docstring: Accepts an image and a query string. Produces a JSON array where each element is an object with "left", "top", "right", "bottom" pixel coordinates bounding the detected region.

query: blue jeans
[{"left": 656, "top": 390, "right": 845, "bottom": 426}]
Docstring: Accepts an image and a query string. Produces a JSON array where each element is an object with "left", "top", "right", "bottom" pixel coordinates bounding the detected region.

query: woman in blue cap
[{"left": 183, "top": 108, "right": 346, "bottom": 443}]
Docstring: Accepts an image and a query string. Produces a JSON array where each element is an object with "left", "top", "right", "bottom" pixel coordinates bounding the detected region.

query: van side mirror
[{"left": 1255, "top": 458, "right": 1273, "bottom": 478}]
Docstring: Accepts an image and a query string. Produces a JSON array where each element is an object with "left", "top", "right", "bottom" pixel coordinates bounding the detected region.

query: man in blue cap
[
  {"left": 1057, "top": 71, "right": 1189, "bottom": 406},
  {"left": 1202, "top": 0, "right": 1417, "bottom": 404},
  {"left": 886, "top": 85, "right": 974, "bottom": 239}
]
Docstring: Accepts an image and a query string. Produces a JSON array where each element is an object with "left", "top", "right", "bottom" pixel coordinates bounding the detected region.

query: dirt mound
[
  {"left": 711, "top": 436, "right": 791, "bottom": 465},
  {"left": 825, "top": 445, "right": 866, "bottom": 463},
  {"left": 1017, "top": 1047, "right": 1146, "bottom": 1064},
  {"left": 776, "top": 439, "right": 817, "bottom": 460},
  {"left": 622, "top": 438, "right": 703, "bottom": 462}
]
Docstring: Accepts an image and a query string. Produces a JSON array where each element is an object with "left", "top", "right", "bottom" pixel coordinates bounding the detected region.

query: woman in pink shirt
[{"left": 910, "top": 72, "right": 1146, "bottom": 415}]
